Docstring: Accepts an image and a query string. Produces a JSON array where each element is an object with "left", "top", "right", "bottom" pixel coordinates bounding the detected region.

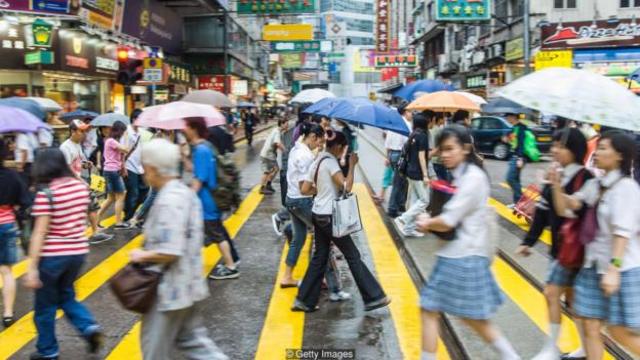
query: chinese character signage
[
  {"left": 263, "top": 24, "right": 314, "bottom": 41},
  {"left": 541, "top": 19, "right": 640, "bottom": 49},
  {"left": 465, "top": 74, "right": 487, "bottom": 88},
  {"left": 375, "top": 54, "right": 418, "bottom": 67},
  {"left": 435, "top": 0, "right": 491, "bottom": 22},
  {"left": 271, "top": 41, "right": 321, "bottom": 53},
  {"left": 238, "top": 0, "right": 315, "bottom": 14},
  {"left": 535, "top": 50, "right": 573, "bottom": 71},
  {"left": 505, "top": 37, "right": 524, "bottom": 62},
  {"left": 376, "top": 0, "right": 390, "bottom": 53},
  {"left": 198, "top": 75, "right": 227, "bottom": 92}
]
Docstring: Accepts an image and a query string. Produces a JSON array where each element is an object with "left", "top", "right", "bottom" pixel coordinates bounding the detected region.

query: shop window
[{"left": 620, "top": 0, "right": 640, "bottom": 7}]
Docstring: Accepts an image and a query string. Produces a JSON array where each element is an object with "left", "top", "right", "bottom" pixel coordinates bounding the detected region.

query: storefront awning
[{"left": 377, "top": 82, "right": 403, "bottom": 93}]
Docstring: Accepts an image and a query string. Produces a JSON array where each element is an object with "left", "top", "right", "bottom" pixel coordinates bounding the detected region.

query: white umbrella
[
  {"left": 497, "top": 68, "right": 640, "bottom": 131},
  {"left": 26, "top": 97, "right": 63, "bottom": 112},
  {"left": 455, "top": 91, "right": 487, "bottom": 106},
  {"left": 290, "top": 89, "right": 335, "bottom": 104},
  {"left": 182, "top": 90, "right": 235, "bottom": 108}
]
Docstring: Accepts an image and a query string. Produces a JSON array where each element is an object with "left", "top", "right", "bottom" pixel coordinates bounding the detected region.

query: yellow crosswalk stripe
[
  {"left": 488, "top": 197, "right": 552, "bottom": 246},
  {"left": 493, "top": 257, "right": 615, "bottom": 359},
  {"left": 0, "top": 216, "right": 116, "bottom": 289},
  {"left": 106, "top": 186, "right": 264, "bottom": 359},
  {"left": 354, "top": 184, "right": 450, "bottom": 360},
  {"left": 254, "top": 236, "right": 311, "bottom": 360}
]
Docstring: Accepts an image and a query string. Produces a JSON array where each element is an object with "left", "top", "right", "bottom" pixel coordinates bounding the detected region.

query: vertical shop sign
[{"left": 376, "top": 0, "right": 390, "bottom": 53}]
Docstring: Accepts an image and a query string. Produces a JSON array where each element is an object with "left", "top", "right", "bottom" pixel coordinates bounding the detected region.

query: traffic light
[{"left": 116, "top": 48, "right": 143, "bottom": 86}]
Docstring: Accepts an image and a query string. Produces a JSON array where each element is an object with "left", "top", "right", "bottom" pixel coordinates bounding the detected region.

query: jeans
[
  {"left": 124, "top": 171, "right": 149, "bottom": 222},
  {"left": 285, "top": 197, "right": 313, "bottom": 267},
  {"left": 280, "top": 163, "right": 288, "bottom": 207},
  {"left": 387, "top": 151, "right": 408, "bottom": 216},
  {"left": 506, "top": 156, "right": 523, "bottom": 204},
  {"left": 134, "top": 189, "right": 158, "bottom": 222},
  {"left": 297, "top": 214, "right": 386, "bottom": 308},
  {"left": 35, "top": 255, "right": 99, "bottom": 357},
  {"left": 399, "top": 179, "right": 430, "bottom": 234}
]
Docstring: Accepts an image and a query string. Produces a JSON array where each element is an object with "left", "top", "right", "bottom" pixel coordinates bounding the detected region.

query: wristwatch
[{"left": 610, "top": 258, "right": 623, "bottom": 268}]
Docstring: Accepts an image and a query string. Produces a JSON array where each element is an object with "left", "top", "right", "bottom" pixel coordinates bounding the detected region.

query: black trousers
[
  {"left": 523, "top": 206, "right": 562, "bottom": 257},
  {"left": 297, "top": 214, "right": 386, "bottom": 308},
  {"left": 387, "top": 151, "right": 407, "bottom": 215}
]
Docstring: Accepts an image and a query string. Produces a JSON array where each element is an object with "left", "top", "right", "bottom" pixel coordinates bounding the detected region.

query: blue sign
[
  {"left": 32, "top": 0, "right": 69, "bottom": 13},
  {"left": 573, "top": 47, "right": 640, "bottom": 63}
]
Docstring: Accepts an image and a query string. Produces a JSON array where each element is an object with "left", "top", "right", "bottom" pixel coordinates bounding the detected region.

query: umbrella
[
  {"left": 182, "top": 90, "right": 234, "bottom": 108},
  {"left": 326, "top": 98, "right": 410, "bottom": 136},
  {"left": 497, "top": 68, "right": 640, "bottom": 131},
  {"left": 455, "top": 91, "right": 487, "bottom": 106},
  {"left": 91, "top": 113, "right": 130, "bottom": 127},
  {"left": 393, "top": 80, "right": 455, "bottom": 101},
  {"left": 407, "top": 91, "right": 481, "bottom": 112},
  {"left": 26, "top": 97, "right": 63, "bottom": 112},
  {"left": 0, "top": 97, "right": 45, "bottom": 120},
  {"left": 289, "top": 89, "right": 335, "bottom": 104},
  {"left": 482, "top": 97, "right": 533, "bottom": 116},
  {"left": 301, "top": 97, "right": 343, "bottom": 117},
  {"left": 60, "top": 109, "right": 100, "bottom": 122},
  {"left": 236, "top": 102, "right": 257, "bottom": 108},
  {"left": 629, "top": 67, "right": 640, "bottom": 81},
  {"left": 136, "top": 101, "right": 226, "bottom": 130},
  {"left": 0, "top": 105, "right": 51, "bottom": 133}
]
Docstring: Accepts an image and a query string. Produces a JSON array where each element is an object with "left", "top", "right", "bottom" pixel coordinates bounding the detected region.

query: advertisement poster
[{"left": 121, "top": 0, "right": 183, "bottom": 54}]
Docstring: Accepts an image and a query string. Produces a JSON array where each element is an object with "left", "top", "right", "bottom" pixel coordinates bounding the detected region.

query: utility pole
[{"left": 523, "top": 0, "right": 531, "bottom": 73}]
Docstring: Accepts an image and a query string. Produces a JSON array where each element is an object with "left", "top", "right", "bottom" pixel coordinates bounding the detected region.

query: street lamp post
[{"left": 523, "top": 0, "right": 531, "bottom": 73}]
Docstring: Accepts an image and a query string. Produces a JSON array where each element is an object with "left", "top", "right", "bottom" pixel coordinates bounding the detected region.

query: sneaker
[
  {"left": 291, "top": 299, "right": 319, "bottom": 312},
  {"left": 329, "top": 291, "right": 352, "bottom": 302},
  {"left": 88, "top": 233, "right": 115, "bottom": 245},
  {"left": 393, "top": 218, "right": 408, "bottom": 237},
  {"left": 114, "top": 223, "right": 131, "bottom": 230},
  {"left": 364, "top": 296, "right": 391, "bottom": 311},
  {"left": 209, "top": 266, "right": 239, "bottom": 280},
  {"left": 406, "top": 230, "right": 424, "bottom": 238},
  {"left": 260, "top": 186, "right": 275, "bottom": 195},
  {"left": 86, "top": 330, "right": 104, "bottom": 354},
  {"left": 29, "top": 353, "right": 58, "bottom": 360},
  {"left": 506, "top": 203, "right": 516, "bottom": 209},
  {"left": 271, "top": 213, "right": 283, "bottom": 236}
]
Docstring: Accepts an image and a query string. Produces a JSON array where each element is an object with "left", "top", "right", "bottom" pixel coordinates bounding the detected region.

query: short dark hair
[
  {"left": 300, "top": 122, "right": 325, "bottom": 138},
  {"left": 437, "top": 124, "right": 484, "bottom": 169},
  {"left": 452, "top": 110, "right": 470, "bottom": 123},
  {"left": 184, "top": 117, "right": 209, "bottom": 139},
  {"left": 110, "top": 121, "right": 127, "bottom": 139},
  {"left": 130, "top": 108, "right": 143, "bottom": 122},
  {"left": 325, "top": 129, "right": 348, "bottom": 149},
  {"left": 600, "top": 130, "right": 636, "bottom": 176},
  {"left": 552, "top": 127, "right": 587, "bottom": 164},
  {"left": 32, "top": 148, "right": 74, "bottom": 185},
  {"left": 397, "top": 102, "right": 409, "bottom": 115},
  {"left": 422, "top": 110, "right": 436, "bottom": 120},
  {"left": 413, "top": 113, "right": 428, "bottom": 131},
  {"left": 278, "top": 118, "right": 288, "bottom": 126}
]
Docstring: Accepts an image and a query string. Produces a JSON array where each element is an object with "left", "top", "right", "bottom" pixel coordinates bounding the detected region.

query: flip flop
[{"left": 279, "top": 283, "right": 298, "bottom": 289}]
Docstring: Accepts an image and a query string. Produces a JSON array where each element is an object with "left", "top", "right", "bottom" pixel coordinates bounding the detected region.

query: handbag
[
  {"left": 109, "top": 263, "right": 163, "bottom": 314},
  {"left": 426, "top": 179, "right": 457, "bottom": 241}
]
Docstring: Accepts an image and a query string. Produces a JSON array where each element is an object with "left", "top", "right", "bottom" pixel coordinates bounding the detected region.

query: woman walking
[
  {"left": 416, "top": 125, "right": 519, "bottom": 360},
  {"left": 293, "top": 130, "right": 390, "bottom": 312},
  {"left": 550, "top": 131, "right": 640, "bottom": 359},
  {"left": 517, "top": 127, "right": 592, "bottom": 360},
  {"left": 24, "top": 148, "right": 103, "bottom": 360},
  {"left": 96, "top": 121, "right": 130, "bottom": 229},
  {"left": 0, "top": 138, "right": 30, "bottom": 328}
]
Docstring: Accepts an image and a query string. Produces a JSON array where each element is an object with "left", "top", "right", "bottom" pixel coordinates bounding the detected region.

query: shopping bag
[{"left": 332, "top": 193, "right": 362, "bottom": 238}]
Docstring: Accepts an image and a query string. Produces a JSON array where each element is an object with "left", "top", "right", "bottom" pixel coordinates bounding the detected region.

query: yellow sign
[
  {"left": 263, "top": 24, "right": 313, "bottom": 41},
  {"left": 144, "top": 58, "right": 163, "bottom": 70},
  {"left": 535, "top": 50, "right": 573, "bottom": 71}
]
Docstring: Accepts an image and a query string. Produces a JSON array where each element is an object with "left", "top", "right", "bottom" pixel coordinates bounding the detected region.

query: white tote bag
[{"left": 332, "top": 192, "right": 363, "bottom": 238}]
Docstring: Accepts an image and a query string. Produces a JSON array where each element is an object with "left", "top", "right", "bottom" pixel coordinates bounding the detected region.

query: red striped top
[
  {"left": 31, "top": 177, "right": 90, "bottom": 257},
  {"left": 0, "top": 206, "right": 15, "bottom": 225}
]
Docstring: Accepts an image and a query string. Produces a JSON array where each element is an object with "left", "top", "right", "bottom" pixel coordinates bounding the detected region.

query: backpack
[
  {"left": 395, "top": 132, "right": 416, "bottom": 177},
  {"left": 202, "top": 141, "right": 241, "bottom": 212},
  {"left": 513, "top": 126, "right": 540, "bottom": 162}
]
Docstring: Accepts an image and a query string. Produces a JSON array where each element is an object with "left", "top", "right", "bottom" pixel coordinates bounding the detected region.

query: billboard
[
  {"left": 541, "top": 19, "right": 640, "bottom": 49},
  {"left": 263, "top": 24, "right": 313, "bottom": 41},
  {"left": 121, "top": 0, "right": 183, "bottom": 54}
]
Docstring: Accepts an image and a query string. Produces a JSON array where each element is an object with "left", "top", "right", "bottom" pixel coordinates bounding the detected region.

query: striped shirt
[
  {"left": 31, "top": 177, "right": 90, "bottom": 257},
  {"left": 0, "top": 206, "right": 15, "bottom": 225}
]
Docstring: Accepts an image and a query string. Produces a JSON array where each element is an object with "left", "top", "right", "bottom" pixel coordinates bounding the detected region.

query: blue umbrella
[
  {"left": 0, "top": 97, "right": 46, "bottom": 120},
  {"left": 60, "top": 109, "right": 99, "bottom": 122},
  {"left": 393, "top": 80, "right": 455, "bottom": 101},
  {"left": 327, "top": 98, "right": 410, "bottom": 136},
  {"left": 236, "top": 102, "right": 257, "bottom": 108},
  {"left": 90, "top": 113, "right": 130, "bottom": 127},
  {"left": 302, "top": 97, "right": 342, "bottom": 117},
  {"left": 482, "top": 97, "right": 533, "bottom": 115},
  {"left": 0, "top": 105, "right": 51, "bottom": 133}
]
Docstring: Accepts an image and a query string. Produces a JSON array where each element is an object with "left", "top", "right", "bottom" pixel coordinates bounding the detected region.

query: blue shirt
[{"left": 192, "top": 143, "right": 220, "bottom": 220}]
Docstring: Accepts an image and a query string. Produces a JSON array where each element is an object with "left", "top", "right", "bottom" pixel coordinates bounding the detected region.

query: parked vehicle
[{"left": 470, "top": 116, "right": 552, "bottom": 160}]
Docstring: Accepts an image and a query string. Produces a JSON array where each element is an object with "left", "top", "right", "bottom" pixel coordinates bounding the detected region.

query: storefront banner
[
  {"left": 376, "top": 0, "right": 390, "bottom": 53},
  {"left": 271, "top": 41, "right": 322, "bottom": 53},
  {"left": 541, "top": 19, "right": 640, "bottom": 49},
  {"left": 197, "top": 75, "right": 227, "bottom": 92},
  {"left": 237, "top": 0, "right": 315, "bottom": 15},
  {"left": 573, "top": 47, "right": 640, "bottom": 63},
  {"left": 263, "top": 24, "right": 313, "bottom": 41},
  {"left": 465, "top": 74, "right": 487, "bottom": 89},
  {"left": 505, "top": 37, "right": 524, "bottom": 61},
  {"left": 121, "top": 0, "right": 183, "bottom": 54},
  {"left": 534, "top": 50, "right": 573, "bottom": 71},
  {"left": 95, "top": 42, "right": 118, "bottom": 74},
  {"left": 375, "top": 54, "right": 417, "bottom": 67},
  {"left": 435, "top": 0, "right": 490, "bottom": 22},
  {"left": 1, "top": 0, "right": 69, "bottom": 13}
]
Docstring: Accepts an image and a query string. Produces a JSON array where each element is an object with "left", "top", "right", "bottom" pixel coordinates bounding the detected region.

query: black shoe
[
  {"left": 86, "top": 330, "right": 104, "bottom": 354},
  {"left": 2, "top": 316, "right": 14, "bottom": 328},
  {"left": 29, "top": 352, "right": 58, "bottom": 360},
  {"left": 259, "top": 186, "right": 275, "bottom": 195},
  {"left": 291, "top": 299, "right": 319, "bottom": 313},
  {"left": 364, "top": 296, "right": 391, "bottom": 311},
  {"left": 560, "top": 354, "right": 586, "bottom": 360},
  {"left": 88, "top": 233, "right": 114, "bottom": 245},
  {"left": 266, "top": 184, "right": 277, "bottom": 193},
  {"left": 209, "top": 266, "right": 239, "bottom": 280}
]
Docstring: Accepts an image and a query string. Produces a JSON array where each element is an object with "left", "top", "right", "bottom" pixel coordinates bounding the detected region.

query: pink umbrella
[{"left": 135, "top": 101, "right": 226, "bottom": 130}]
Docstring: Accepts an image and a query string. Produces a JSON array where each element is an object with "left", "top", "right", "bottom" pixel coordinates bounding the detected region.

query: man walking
[
  {"left": 123, "top": 110, "right": 150, "bottom": 223},
  {"left": 386, "top": 104, "right": 412, "bottom": 218},
  {"left": 504, "top": 113, "right": 528, "bottom": 206}
]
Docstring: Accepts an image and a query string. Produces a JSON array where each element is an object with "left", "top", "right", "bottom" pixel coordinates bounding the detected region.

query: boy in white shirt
[{"left": 259, "top": 119, "right": 288, "bottom": 195}]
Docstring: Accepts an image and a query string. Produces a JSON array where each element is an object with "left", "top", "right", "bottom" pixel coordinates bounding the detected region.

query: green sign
[
  {"left": 271, "top": 41, "right": 321, "bottom": 53},
  {"left": 25, "top": 50, "right": 54, "bottom": 65},
  {"left": 237, "top": 0, "right": 315, "bottom": 14},
  {"left": 435, "top": 0, "right": 491, "bottom": 22},
  {"left": 31, "top": 19, "right": 54, "bottom": 47},
  {"left": 505, "top": 37, "right": 524, "bottom": 61}
]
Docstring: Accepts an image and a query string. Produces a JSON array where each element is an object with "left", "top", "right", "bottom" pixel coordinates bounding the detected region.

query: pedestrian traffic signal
[{"left": 117, "top": 58, "right": 143, "bottom": 86}]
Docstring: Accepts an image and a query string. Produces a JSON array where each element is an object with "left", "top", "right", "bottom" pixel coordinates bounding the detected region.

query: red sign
[
  {"left": 66, "top": 55, "right": 89, "bottom": 69},
  {"left": 541, "top": 19, "right": 640, "bottom": 49},
  {"left": 376, "top": 0, "right": 390, "bottom": 53},
  {"left": 198, "top": 75, "right": 227, "bottom": 92},
  {"left": 381, "top": 67, "right": 399, "bottom": 82},
  {"left": 375, "top": 54, "right": 418, "bottom": 67}
]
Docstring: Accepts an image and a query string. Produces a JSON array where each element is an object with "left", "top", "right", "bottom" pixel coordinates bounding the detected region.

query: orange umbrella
[{"left": 406, "top": 91, "right": 481, "bottom": 112}]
